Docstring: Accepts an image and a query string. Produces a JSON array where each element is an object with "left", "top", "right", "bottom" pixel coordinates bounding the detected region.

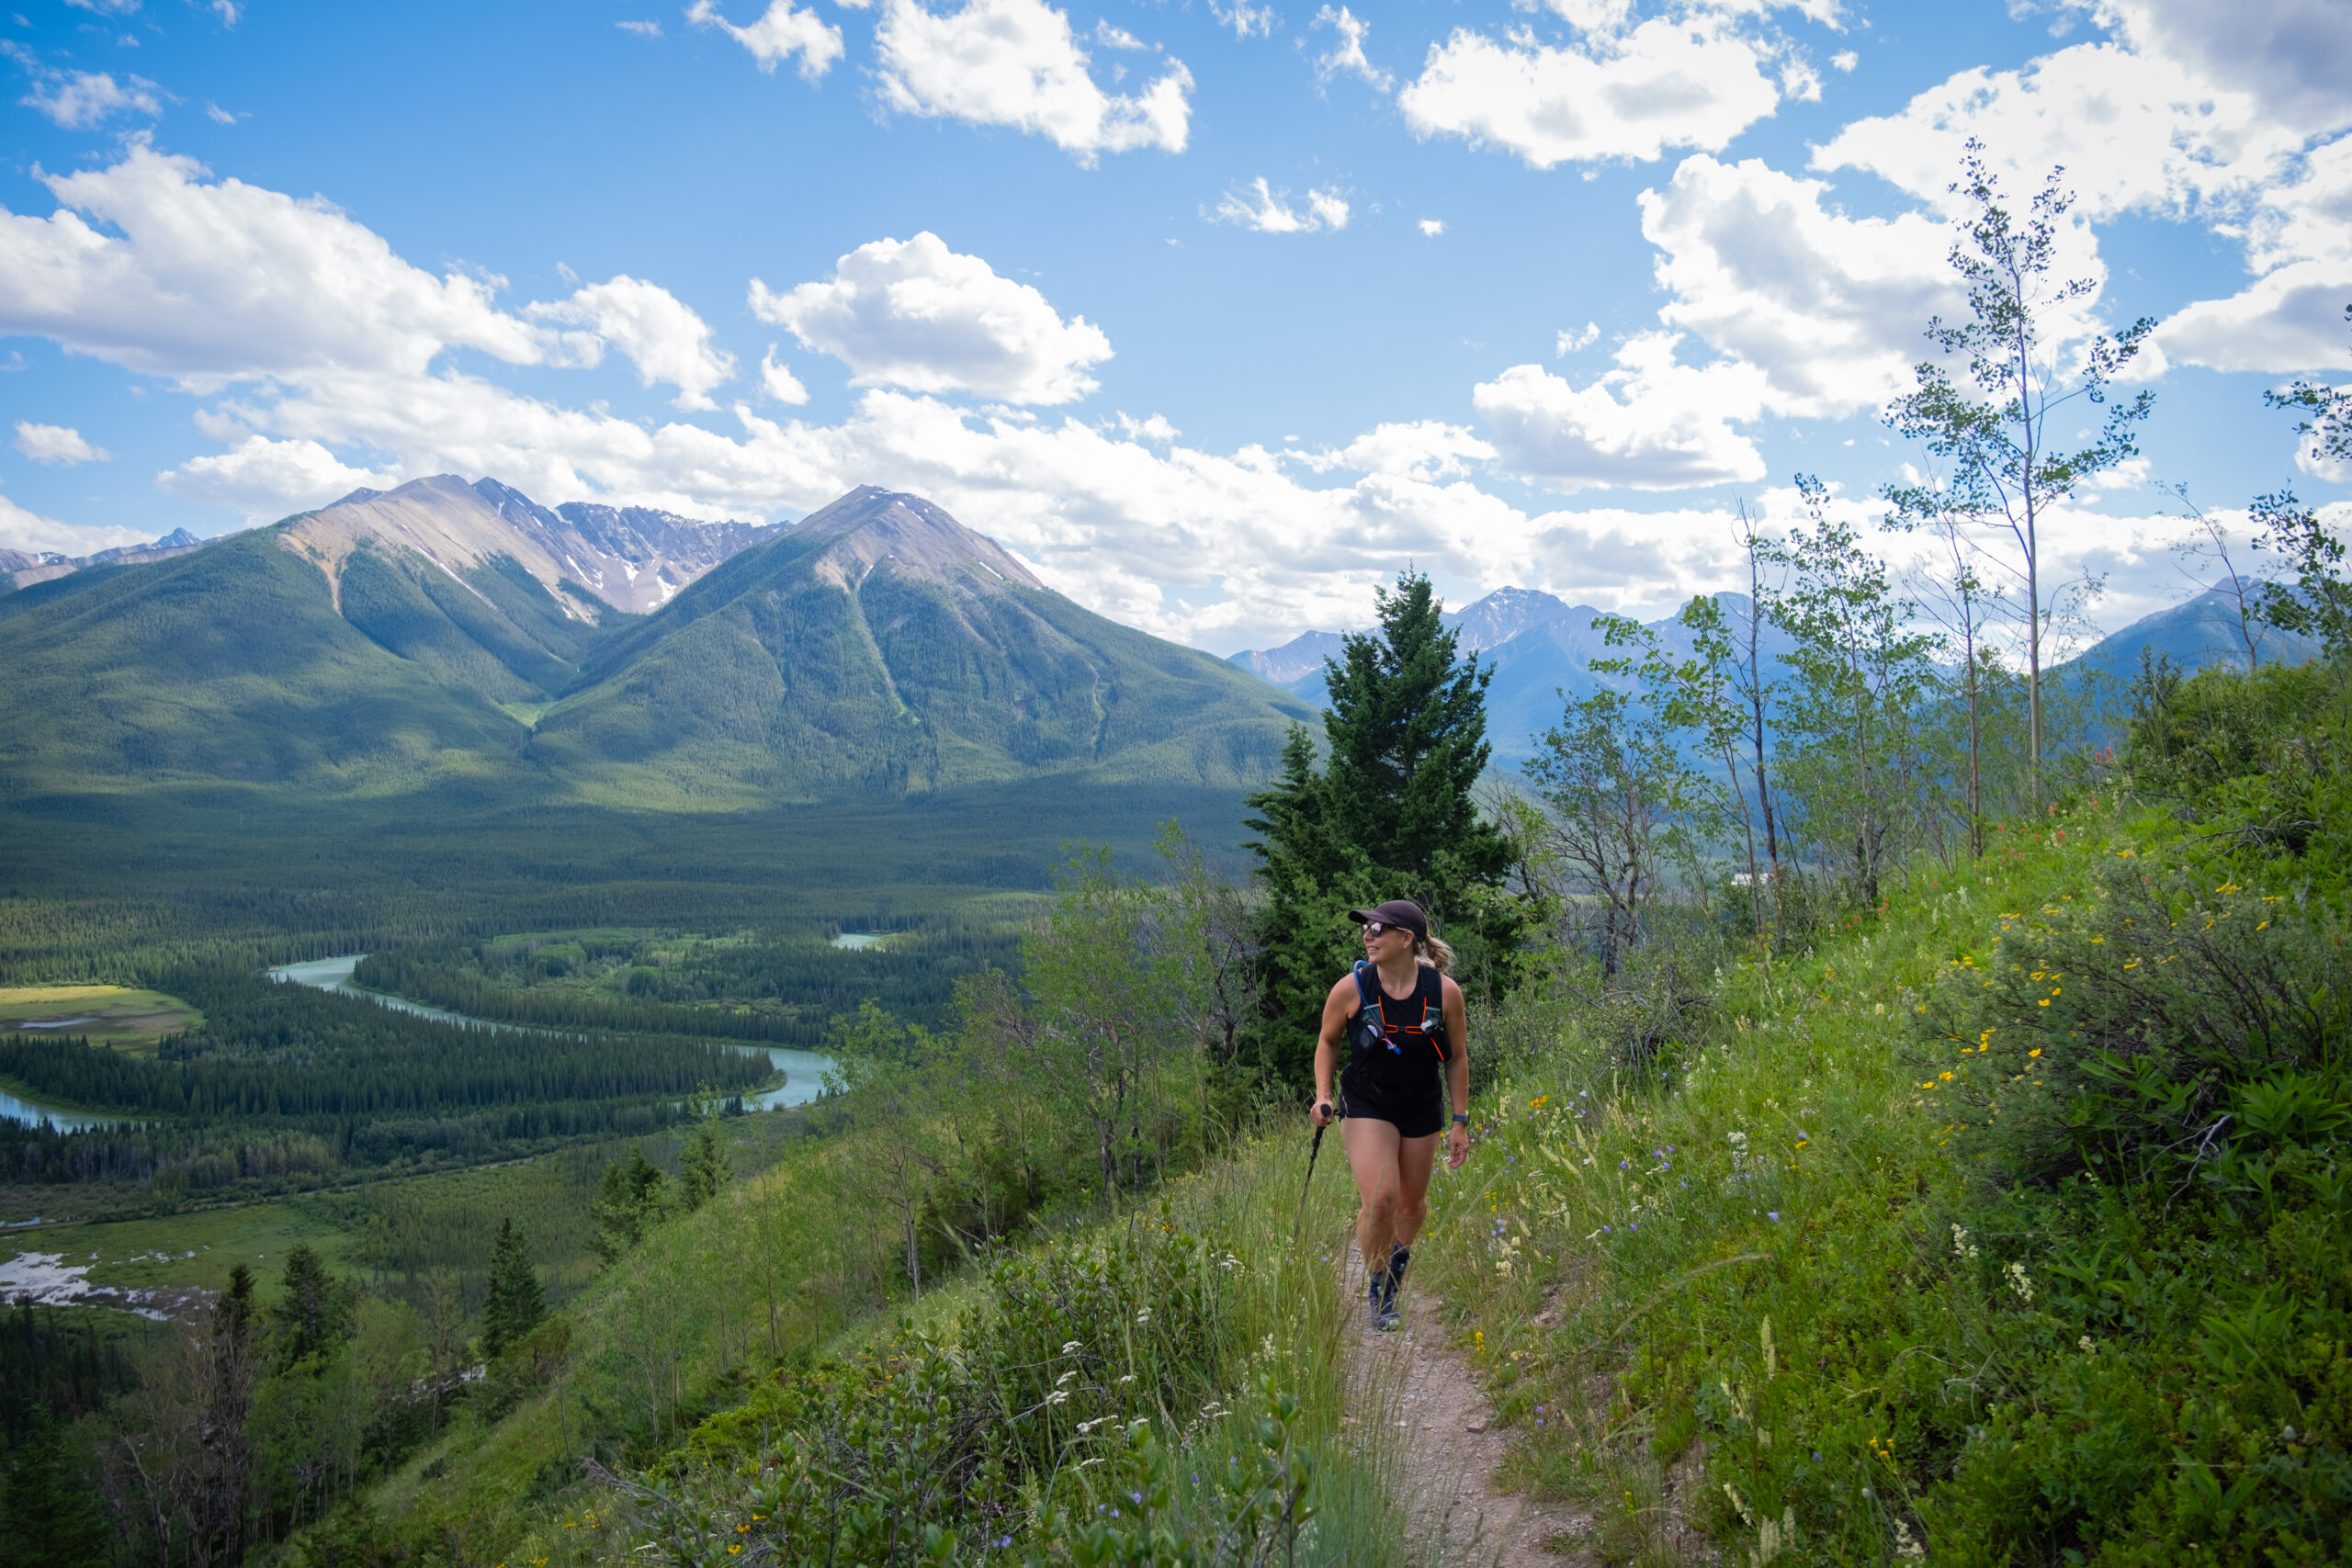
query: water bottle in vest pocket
[{"left": 1351, "top": 964, "right": 1394, "bottom": 1054}]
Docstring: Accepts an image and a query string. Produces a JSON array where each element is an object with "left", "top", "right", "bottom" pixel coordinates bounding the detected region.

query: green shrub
[{"left": 1916, "top": 857, "right": 2351, "bottom": 1190}]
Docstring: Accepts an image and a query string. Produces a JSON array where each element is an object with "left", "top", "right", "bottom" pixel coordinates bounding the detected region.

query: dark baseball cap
[{"left": 1349, "top": 899, "right": 1428, "bottom": 940}]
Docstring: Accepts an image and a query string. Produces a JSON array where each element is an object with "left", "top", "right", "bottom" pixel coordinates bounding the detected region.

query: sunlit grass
[{"left": 1416, "top": 804, "right": 2122, "bottom": 1564}]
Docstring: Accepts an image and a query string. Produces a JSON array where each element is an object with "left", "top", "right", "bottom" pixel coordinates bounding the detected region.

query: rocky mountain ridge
[
  {"left": 1, "top": 525, "right": 207, "bottom": 590},
  {"left": 5, "top": 479, "right": 779, "bottom": 611},
  {"left": 0, "top": 478, "right": 1310, "bottom": 807}
]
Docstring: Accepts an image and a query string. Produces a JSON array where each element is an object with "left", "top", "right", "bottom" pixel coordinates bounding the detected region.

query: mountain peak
[
  {"left": 790, "top": 486, "right": 1045, "bottom": 593},
  {"left": 282, "top": 474, "right": 785, "bottom": 615},
  {"left": 1444, "top": 586, "right": 1583, "bottom": 653}
]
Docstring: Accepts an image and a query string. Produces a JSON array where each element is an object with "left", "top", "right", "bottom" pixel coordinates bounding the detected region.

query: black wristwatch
[{"left": 1452, "top": 1113, "right": 1468, "bottom": 1125}]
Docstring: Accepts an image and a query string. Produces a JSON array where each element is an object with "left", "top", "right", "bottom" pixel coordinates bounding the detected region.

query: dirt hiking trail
[{"left": 1340, "top": 1251, "right": 1600, "bottom": 1567}]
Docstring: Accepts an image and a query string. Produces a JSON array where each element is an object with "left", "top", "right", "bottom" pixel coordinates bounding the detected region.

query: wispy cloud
[
  {"left": 1311, "top": 6, "right": 1390, "bottom": 93},
  {"left": 1211, "top": 177, "right": 1351, "bottom": 234},
  {"left": 6, "top": 47, "right": 164, "bottom": 130}
]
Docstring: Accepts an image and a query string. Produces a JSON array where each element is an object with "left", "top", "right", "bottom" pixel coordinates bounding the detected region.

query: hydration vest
[{"left": 1350, "top": 961, "right": 1450, "bottom": 1065}]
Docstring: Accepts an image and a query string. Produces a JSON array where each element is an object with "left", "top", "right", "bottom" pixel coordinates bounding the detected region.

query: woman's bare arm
[{"left": 1312, "top": 976, "right": 1356, "bottom": 1124}]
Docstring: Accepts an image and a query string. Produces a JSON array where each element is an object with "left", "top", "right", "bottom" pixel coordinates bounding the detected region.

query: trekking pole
[{"left": 1293, "top": 1105, "right": 1331, "bottom": 1245}]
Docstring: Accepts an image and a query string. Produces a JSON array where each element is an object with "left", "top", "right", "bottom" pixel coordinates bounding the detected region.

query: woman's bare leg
[
  {"left": 1340, "top": 1116, "right": 1403, "bottom": 1273},
  {"left": 1391, "top": 1133, "right": 1441, "bottom": 1248}
]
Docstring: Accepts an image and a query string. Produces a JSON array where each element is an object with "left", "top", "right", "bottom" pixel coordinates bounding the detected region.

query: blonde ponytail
[{"left": 1414, "top": 931, "right": 1456, "bottom": 975}]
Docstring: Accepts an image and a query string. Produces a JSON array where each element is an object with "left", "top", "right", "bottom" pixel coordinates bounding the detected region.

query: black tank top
[{"left": 1341, "top": 963, "right": 1447, "bottom": 1101}]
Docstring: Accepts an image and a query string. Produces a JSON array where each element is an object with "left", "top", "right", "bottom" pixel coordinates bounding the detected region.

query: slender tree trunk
[
  {"left": 2017, "top": 302, "right": 2043, "bottom": 800},
  {"left": 1724, "top": 739, "right": 1762, "bottom": 935},
  {"left": 1738, "top": 523, "right": 1782, "bottom": 949},
  {"left": 1965, "top": 636, "right": 1983, "bottom": 862}
]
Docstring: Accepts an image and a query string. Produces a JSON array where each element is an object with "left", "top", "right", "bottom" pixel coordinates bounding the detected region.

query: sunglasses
[{"left": 1363, "top": 922, "right": 1403, "bottom": 938}]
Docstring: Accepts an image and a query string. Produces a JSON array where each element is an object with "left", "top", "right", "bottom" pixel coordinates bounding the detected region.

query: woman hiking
[{"left": 1310, "top": 898, "right": 1469, "bottom": 1332}]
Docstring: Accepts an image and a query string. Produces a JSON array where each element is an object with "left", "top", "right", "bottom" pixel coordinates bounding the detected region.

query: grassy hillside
[
  {"left": 1419, "top": 670, "right": 2351, "bottom": 1564},
  {"left": 308, "top": 1116, "right": 1400, "bottom": 1568}
]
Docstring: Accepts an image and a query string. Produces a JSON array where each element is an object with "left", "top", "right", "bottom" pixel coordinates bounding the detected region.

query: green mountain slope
[
  {"left": 0, "top": 480, "right": 1310, "bottom": 808},
  {"left": 530, "top": 487, "right": 1317, "bottom": 805},
  {"left": 0, "top": 527, "right": 588, "bottom": 794}
]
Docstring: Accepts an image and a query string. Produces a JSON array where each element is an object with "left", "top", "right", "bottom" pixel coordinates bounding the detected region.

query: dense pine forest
[{"left": 351, "top": 919, "right": 1021, "bottom": 1044}]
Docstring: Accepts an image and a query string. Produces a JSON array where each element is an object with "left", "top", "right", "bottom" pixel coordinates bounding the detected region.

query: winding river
[
  {"left": 266, "top": 956, "right": 837, "bottom": 1111},
  {"left": 1, "top": 954, "right": 843, "bottom": 1130},
  {"left": 0, "top": 1082, "right": 119, "bottom": 1133}
]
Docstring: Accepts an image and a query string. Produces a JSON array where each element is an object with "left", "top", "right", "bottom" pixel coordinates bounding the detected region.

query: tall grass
[
  {"left": 314, "top": 1120, "right": 1410, "bottom": 1567},
  {"left": 1416, "top": 780, "right": 2352, "bottom": 1566},
  {"left": 1414, "top": 804, "right": 2106, "bottom": 1562}
]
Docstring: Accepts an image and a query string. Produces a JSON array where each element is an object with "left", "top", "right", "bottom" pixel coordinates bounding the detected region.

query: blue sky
[{"left": 1, "top": 0, "right": 2347, "bottom": 652}]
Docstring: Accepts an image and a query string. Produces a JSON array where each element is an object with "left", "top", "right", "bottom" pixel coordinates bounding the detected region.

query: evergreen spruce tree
[
  {"left": 268, "top": 1244, "right": 354, "bottom": 1369},
  {"left": 0, "top": 1415, "right": 110, "bottom": 1568},
  {"left": 678, "top": 1116, "right": 730, "bottom": 1213},
  {"left": 590, "top": 1146, "right": 669, "bottom": 1264},
  {"left": 480, "top": 1217, "right": 547, "bottom": 1361},
  {"left": 1245, "top": 570, "right": 1525, "bottom": 1082},
  {"left": 201, "top": 1262, "right": 259, "bottom": 1562}
]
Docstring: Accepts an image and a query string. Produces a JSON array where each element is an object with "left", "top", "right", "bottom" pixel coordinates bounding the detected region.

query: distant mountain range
[
  {"left": 0, "top": 478, "right": 1312, "bottom": 807},
  {"left": 6, "top": 473, "right": 2316, "bottom": 815},
  {"left": 1230, "top": 584, "right": 2322, "bottom": 764},
  {"left": 2, "top": 526, "right": 208, "bottom": 590}
]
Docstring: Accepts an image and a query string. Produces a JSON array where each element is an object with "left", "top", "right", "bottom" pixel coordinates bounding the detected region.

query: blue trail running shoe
[
  {"left": 1374, "top": 1244, "right": 1409, "bottom": 1330},
  {"left": 1368, "top": 1264, "right": 1397, "bottom": 1331}
]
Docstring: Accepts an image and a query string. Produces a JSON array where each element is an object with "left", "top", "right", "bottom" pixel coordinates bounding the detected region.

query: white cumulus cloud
[
  {"left": 686, "top": 0, "right": 845, "bottom": 82},
  {"left": 1810, "top": 14, "right": 2350, "bottom": 378},
  {"left": 749, "top": 231, "right": 1113, "bottom": 404},
  {"left": 1209, "top": 178, "right": 1350, "bottom": 234},
  {"left": 874, "top": 0, "right": 1192, "bottom": 163},
  {"left": 14, "top": 422, "right": 111, "bottom": 464},
  {"left": 1295, "top": 421, "right": 1494, "bottom": 480},
  {"left": 0, "top": 484, "right": 149, "bottom": 556},
  {"left": 160, "top": 435, "right": 397, "bottom": 518},
  {"left": 1640, "top": 154, "right": 1958, "bottom": 419},
  {"left": 0, "top": 143, "right": 547, "bottom": 390},
  {"left": 1812, "top": 40, "right": 2307, "bottom": 221},
  {"left": 528, "top": 275, "right": 738, "bottom": 410},
  {"left": 1418, "top": 217, "right": 1445, "bottom": 236},
  {"left": 2099, "top": 0, "right": 2352, "bottom": 141},
  {"left": 1398, "top": 16, "right": 1782, "bottom": 168},
  {"left": 1474, "top": 333, "right": 1770, "bottom": 491},
  {"left": 759, "top": 346, "right": 811, "bottom": 405}
]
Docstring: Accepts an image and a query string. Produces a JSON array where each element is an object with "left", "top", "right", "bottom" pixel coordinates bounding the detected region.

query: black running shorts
[{"left": 1339, "top": 1074, "right": 1445, "bottom": 1139}]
